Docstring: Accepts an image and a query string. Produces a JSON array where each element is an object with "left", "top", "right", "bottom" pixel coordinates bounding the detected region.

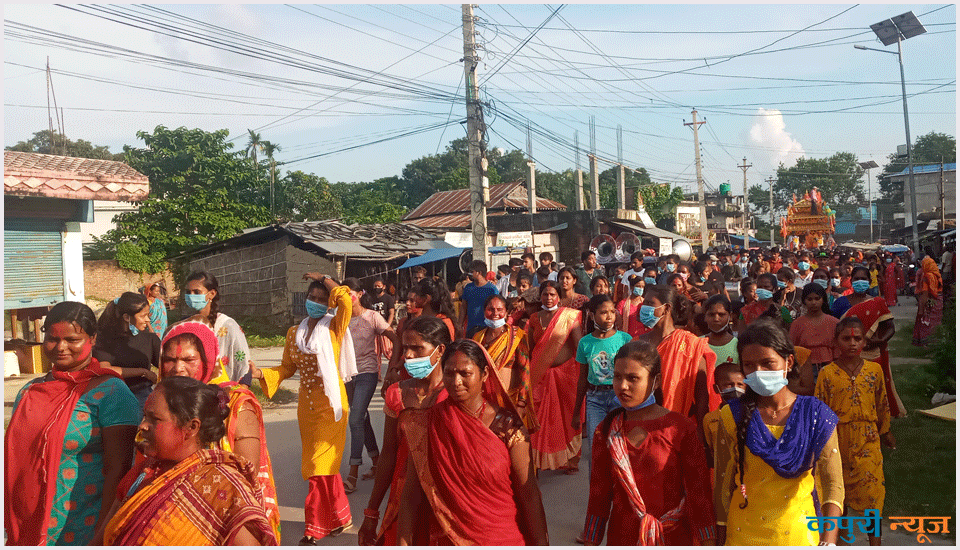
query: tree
[
  {"left": 106, "top": 126, "right": 270, "bottom": 272},
  {"left": 275, "top": 171, "right": 341, "bottom": 222},
  {"left": 6, "top": 129, "right": 123, "bottom": 160},
  {"left": 878, "top": 132, "right": 956, "bottom": 203},
  {"left": 340, "top": 188, "right": 407, "bottom": 225},
  {"left": 637, "top": 183, "right": 686, "bottom": 227},
  {"left": 488, "top": 147, "right": 529, "bottom": 183},
  {"left": 751, "top": 152, "right": 865, "bottom": 221},
  {"left": 262, "top": 141, "right": 281, "bottom": 218},
  {"left": 245, "top": 129, "right": 264, "bottom": 169}
]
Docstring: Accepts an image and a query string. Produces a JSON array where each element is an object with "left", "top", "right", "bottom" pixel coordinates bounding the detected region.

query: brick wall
[{"left": 83, "top": 260, "right": 177, "bottom": 311}]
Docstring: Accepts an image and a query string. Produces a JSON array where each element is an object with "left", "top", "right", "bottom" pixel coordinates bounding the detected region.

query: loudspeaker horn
[{"left": 589, "top": 235, "right": 617, "bottom": 264}]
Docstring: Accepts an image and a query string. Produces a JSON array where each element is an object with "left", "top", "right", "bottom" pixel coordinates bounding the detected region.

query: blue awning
[
  {"left": 727, "top": 234, "right": 764, "bottom": 246},
  {"left": 397, "top": 246, "right": 509, "bottom": 270}
]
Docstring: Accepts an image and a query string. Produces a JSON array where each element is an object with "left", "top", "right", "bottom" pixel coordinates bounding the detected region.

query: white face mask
[{"left": 542, "top": 304, "right": 558, "bottom": 311}]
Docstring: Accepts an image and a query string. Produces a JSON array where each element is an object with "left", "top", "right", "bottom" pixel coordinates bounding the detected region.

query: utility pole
[
  {"left": 684, "top": 110, "right": 708, "bottom": 253},
  {"left": 574, "top": 131, "right": 584, "bottom": 210},
  {"left": 526, "top": 122, "right": 537, "bottom": 258},
  {"left": 589, "top": 116, "right": 599, "bottom": 210},
  {"left": 940, "top": 156, "right": 946, "bottom": 230},
  {"left": 616, "top": 125, "right": 625, "bottom": 210},
  {"left": 46, "top": 57, "right": 54, "bottom": 139},
  {"left": 767, "top": 176, "right": 776, "bottom": 245},
  {"left": 462, "top": 4, "right": 488, "bottom": 265},
  {"left": 738, "top": 157, "right": 752, "bottom": 247}
]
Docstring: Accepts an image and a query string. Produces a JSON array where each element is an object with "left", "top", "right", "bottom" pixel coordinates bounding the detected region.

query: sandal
[
  {"left": 362, "top": 465, "right": 377, "bottom": 480},
  {"left": 344, "top": 474, "right": 358, "bottom": 494}
]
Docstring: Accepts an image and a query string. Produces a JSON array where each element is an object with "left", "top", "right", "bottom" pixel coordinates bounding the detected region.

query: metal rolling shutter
[{"left": 4, "top": 218, "right": 64, "bottom": 309}]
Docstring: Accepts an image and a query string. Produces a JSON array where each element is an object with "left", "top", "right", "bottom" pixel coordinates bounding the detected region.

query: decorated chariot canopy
[{"left": 780, "top": 188, "right": 836, "bottom": 250}]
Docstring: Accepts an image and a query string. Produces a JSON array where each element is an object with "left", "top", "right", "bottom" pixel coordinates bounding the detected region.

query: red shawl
[
  {"left": 400, "top": 347, "right": 526, "bottom": 545},
  {"left": 4, "top": 360, "right": 118, "bottom": 545}
]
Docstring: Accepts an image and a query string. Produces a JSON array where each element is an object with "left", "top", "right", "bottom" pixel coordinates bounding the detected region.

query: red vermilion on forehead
[{"left": 48, "top": 321, "right": 84, "bottom": 339}]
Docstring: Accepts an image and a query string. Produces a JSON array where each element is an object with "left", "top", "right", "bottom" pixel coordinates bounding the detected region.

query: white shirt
[
  {"left": 547, "top": 270, "right": 559, "bottom": 282},
  {"left": 794, "top": 271, "right": 813, "bottom": 288},
  {"left": 620, "top": 268, "right": 640, "bottom": 287}
]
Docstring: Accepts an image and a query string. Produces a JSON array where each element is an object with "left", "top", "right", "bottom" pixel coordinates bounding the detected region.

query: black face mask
[{"left": 373, "top": 287, "right": 384, "bottom": 294}]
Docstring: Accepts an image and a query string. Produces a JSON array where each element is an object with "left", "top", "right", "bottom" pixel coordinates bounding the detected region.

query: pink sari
[{"left": 529, "top": 307, "right": 583, "bottom": 470}]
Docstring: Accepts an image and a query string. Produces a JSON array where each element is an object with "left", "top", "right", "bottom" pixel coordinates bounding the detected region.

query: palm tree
[
  {"left": 262, "top": 141, "right": 281, "bottom": 219},
  {"left": 245, "top": 129, "right": 263, "bottom": 169}
]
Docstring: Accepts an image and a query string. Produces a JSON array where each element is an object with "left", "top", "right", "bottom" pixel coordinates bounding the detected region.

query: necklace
[
  {"left": 763, "top": 396, "right": 796, "bottom": 418},
  {"left": 462, "top": 399, "right": 487, "bottom": 419}
]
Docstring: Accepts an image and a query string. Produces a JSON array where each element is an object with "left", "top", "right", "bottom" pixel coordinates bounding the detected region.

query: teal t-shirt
[{"left": 576, "top": 331, "right": 633, "bottom": 386}]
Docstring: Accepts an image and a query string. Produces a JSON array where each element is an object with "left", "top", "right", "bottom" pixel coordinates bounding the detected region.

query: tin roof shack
[
  {"left": 182, "top": 221, "right": 446, "bottom": 328},
  {"left": 889, "top": 163, "right": 956, "bottom": 229},
  {"left": 4, "top": 151, "right": 149, "bottom": 343},
  {"left": 403, "top": 181, "right": 566, "bottom": 230}
]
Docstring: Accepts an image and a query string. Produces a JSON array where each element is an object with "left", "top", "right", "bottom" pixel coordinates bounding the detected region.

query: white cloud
[{"left": 749, "top": 108, "right": 805, "bottom": 171}]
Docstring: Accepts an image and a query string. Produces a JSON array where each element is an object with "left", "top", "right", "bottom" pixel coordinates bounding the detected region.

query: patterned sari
[
  {"left": 472, "top": 325, "right": 537, "bottom": 431},
  {"left": 841, "top": 297, "right": 906, "bottom": 418},
  {"left": 104, "top": 449, "right": 277, "bottom": 545},
  {"left": 529, "top": 307, "right": 584, "bottom": 470},
  {"left": 657, "top": 329, "right": 719, "bottom": 418},
  {"left": 147, "top": 296, "right": 167, "bottom": 336}
]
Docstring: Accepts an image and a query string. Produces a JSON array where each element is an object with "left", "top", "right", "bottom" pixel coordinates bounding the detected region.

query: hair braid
[{"left": 735, "top": 390, "right": 758, "bottom": 509}]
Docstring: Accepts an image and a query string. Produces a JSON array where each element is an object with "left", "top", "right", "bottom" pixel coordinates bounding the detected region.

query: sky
[{"left": 4, "top": 3, "right": 956, "bottom": 204}]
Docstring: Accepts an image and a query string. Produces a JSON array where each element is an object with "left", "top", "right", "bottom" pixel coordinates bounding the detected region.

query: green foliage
[
  {"left": 637, "top": 182, "right": 685, "bottom": 225},
  {"left": 488, "top": 147, "right": 529, "bottom": 183},
  {"left": 114, "top": 241, "right": 167, "bottom": 274},
  {"left": 341, "top": 188, "right": 407, "bottom": 224},
  {"left": 110, "top": 126, "right": 270, "bottom": 270},
  {"left": 399, "top": 137, "right": 470, "bottom": 208},
  {"left": 6, "top": 129, "right": 124, "bottom": 160},
  {"left": 533, "top": 169, "right": 576, "bottom": 208},
  {"left": 276, "top": 171, "right": 341, "bottom": 222},
  {"left": 879, "top": 132, "right": 956, "bottom": 203},
  {"left": 928, "top": 302, "right": 956, "bottom": 392}
]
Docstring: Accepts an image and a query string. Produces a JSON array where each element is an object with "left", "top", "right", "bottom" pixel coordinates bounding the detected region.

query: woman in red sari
[
  {"left": 838, "top": 266, "right": 906, "bottom": 418},
  {"left": 583, "top": 339, "right": 715, "bottom": 546},
  {"left": 883, "top": 255, "right": 905, "bottom": 307},
  {"left": 912, "top": 257, "right": 944, "bottom": 349},
  {"left": 638, "top": 286, "right": 718, "bottom": 434},
  {"left": 358, "top": 316, "right": 451, "bottom": 546},
  {"left": 526, "top": 281, "right": 585, "bottom": 472},
  {"left": 397, "top": 339, "right": 549, "bottom": 545}
]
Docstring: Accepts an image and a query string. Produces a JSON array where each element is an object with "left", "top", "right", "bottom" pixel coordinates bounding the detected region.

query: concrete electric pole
[
  {"left": 685, "top": 110, "right": 709, "bottom": 253},
  {"left": 738, "top": 157, "right": 752, "bottom": 247},
  {"left": 574, "top": 131, "right": 584, "bottom": 210},
  {"left": 462, "top": 4, "right": 488, "bottom": 264},
  {"left": 767, "top": 176, "right": 776, "bottom": 245}
]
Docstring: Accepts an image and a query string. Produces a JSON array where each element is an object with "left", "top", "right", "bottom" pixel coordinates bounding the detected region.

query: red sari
[
  {"left": 657, "top": 329, "right": 719, "bottom": 418},
  {"left": 883, "top": 262, "right": 904, "bottom": 307},
  {"left": 841, "top": 297, "right": 906, "bottom": 418},
  {"left": 399, "top": 350, "right": 529, "bottom": 546},
  {"left": 583, "top": 411, "right": 715, "bottom": 545},
  {"left": 529, "top": 307, "right": 584, "bottom": 470},
  {"left": 4, "top": 361, "right": 118, "bottom": 546},
  {"left": 619, "top": 298, "right": 653, "bottom": 340}
]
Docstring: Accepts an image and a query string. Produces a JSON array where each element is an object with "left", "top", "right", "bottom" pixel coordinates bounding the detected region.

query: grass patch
[
  {"left": 883, "top": 312, "right": 956, "bottom": 529},
  {"left": 235, "top": 316, "right": 287, "bottom": 348}
]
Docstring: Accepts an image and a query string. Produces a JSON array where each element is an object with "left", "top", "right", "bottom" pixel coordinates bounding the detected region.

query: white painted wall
[
  {"left": 62, "top": 222, "right": 86, "bottom": 303},
  {"left": 78, "top": 200, "right": 139, "bottom": 243}
]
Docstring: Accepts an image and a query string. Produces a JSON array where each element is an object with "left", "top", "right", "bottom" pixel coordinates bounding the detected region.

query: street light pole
[{"left": 855, "top": 11, "right": 925, "bottom": 257}]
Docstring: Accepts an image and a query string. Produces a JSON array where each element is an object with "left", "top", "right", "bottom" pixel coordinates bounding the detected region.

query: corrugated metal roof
[
  {"left": 404, "top": 182, "right": 566, "bottom": 223},
  {"left": 891, "top": 163, "right": 956, "bottom": 177},
  {"left": 4, "top": 151, "right": 149, "bottom": 201},
  {"left": 280, "top": 220, "right": 447, "bottom": 259},
  {"left": 605, "top": 218, "right": 686, "bottom": 241}
]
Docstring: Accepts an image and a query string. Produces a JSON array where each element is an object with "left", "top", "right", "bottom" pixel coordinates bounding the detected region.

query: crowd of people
[{"left": 4, "top": 241, "right": 951, "bottom": 546}]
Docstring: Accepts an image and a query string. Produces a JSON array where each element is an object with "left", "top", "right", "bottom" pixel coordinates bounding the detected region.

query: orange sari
[
  {"left": 472, "top": 326, "right": 537, "bottom": 431},
  {"left": 529, "top": 307, "right": 583, "bottom": 470},
  {"left": 657, "top": 329, "right": 719, "bottom": 417}
]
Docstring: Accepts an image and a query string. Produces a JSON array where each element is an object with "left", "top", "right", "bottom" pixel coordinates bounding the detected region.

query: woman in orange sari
[
  {"left": 638, "top": 286, "right": 718, "bottom": 433},
  {"left": 100, "top": 377, "right": 276, "bottom": 546},
  {"left": 358, "top": 316, "right": 451, "bottom": 546},
  {"left": 912, "top": 257, "right": 944, "bottom": 349},
  {"left": 471, "top": 294, "right": 536, "bottom": 430},
  {"left": 839, "top": 266, "right": 906, "bottom": 418},
  {"left": 397, "top": 339, "right": 549, "bottom": 545},
  {"left": 883, "top": 255, "right": 905, "bottom": 307},
  {"left": 159, "top": 321, "right": 280, "bottom": 541},
  {"left": 526, "top": 281, "right": 585, "bottom": 472}
]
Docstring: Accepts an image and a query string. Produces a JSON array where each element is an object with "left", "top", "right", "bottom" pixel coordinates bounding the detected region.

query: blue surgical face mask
[
  {"left": 798, "top": 262, "right": 810, "bottom": 271},
  {"left": 744, "top": 369, "right": 789, "bottom": 396},
  {"left": 756, "top": 288, "right": 774, "bottom": 301},
  {"left": 622, "top": 390, "right": 657, "bottom": 411},
  {"left": 852, "top": 280, "right": 871, "bottom": 294},
  {"left": 831, "top": 278, "right": 841, "bottom": 287},
  {"left": 184, "top": 293, "right": 208, "bottom": 312},
  {"left": 777, "top": 280, "right": 787, "bottom": 289},
  {"left": 484, "top": 317, "right": 506, "bottom": 329},
  {"left": 638, "top": 304, "right": 662, "bottom": 328},
  {"left": 644, "top": 277, "right": 657, "bottom": 286},
  {"left": 305, "top": 299, "right": 329, "bottom": 318},
  {"left": 404, "top": 351, "right": 437, "bottom": 379},
  {"left": 813, "top": 279, "right": 829, "bottom": 289},
  {"left": 632, "top": 286, "right": 644, "bottom": 297},
  {"left": 665, "top": 263, "right": 676, "bottom": 272},
  {"left": 128, "top": 323, "right": 140, "bottom": 336}
]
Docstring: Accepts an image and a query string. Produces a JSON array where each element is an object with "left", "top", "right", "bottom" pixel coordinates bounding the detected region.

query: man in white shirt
[{"left": 619, "top": 251, "right": 646, "bottom": 290}]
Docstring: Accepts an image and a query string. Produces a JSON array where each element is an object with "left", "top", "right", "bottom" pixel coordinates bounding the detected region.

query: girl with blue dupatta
[{"left": 714, "top": 318, "right": 844, "bottom": 546}]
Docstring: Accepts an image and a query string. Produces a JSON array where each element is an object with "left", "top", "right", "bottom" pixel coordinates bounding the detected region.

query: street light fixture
[
  {"left": 854, "top": 11, "right": 926, "bottom": 257},
  {"left": 858, "top": 160, "right": 879, "bottom": 243}
]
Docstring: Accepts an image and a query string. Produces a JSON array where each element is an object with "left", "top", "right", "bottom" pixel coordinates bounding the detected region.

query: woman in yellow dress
[
  {"left": 253, "top": 273, "right": 357, "bottom": 544},
  {"left": 471, "top": 294, "right": 536, "bottom": 430},
  {"left": 714, "top": 318, "right": 844, "bottom": 546}
]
